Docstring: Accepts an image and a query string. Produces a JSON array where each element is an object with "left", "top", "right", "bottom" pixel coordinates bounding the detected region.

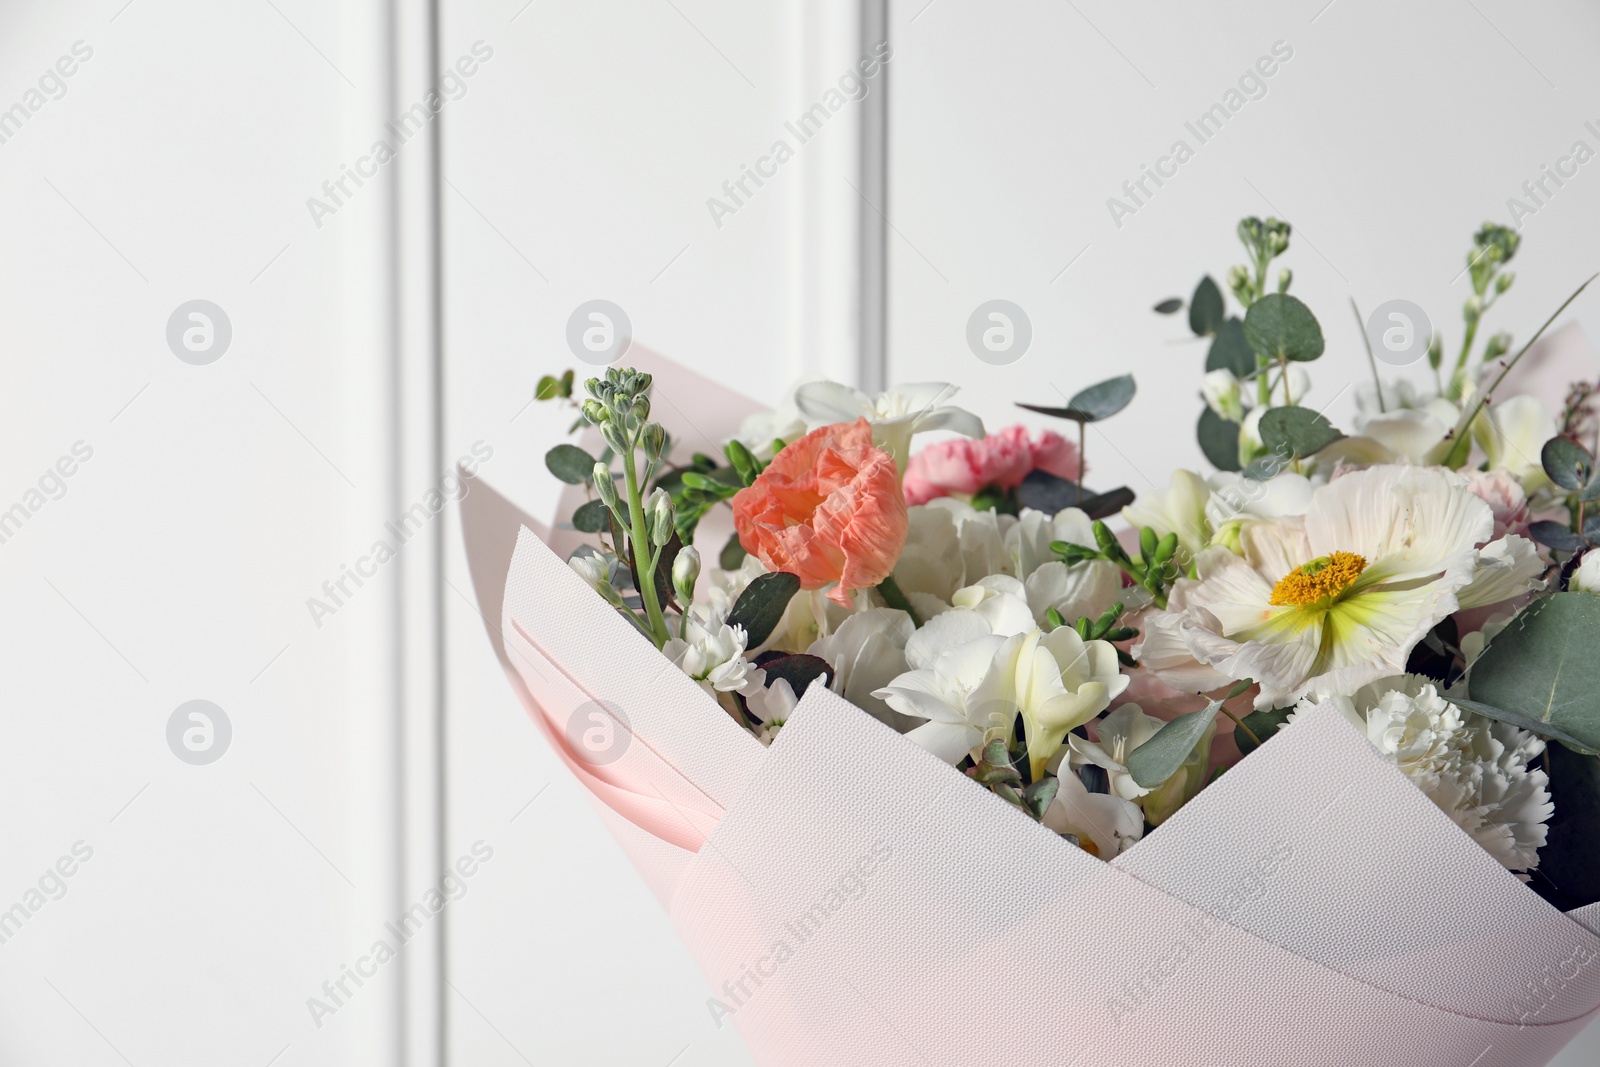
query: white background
[{"left": 4, "top": 1, "right": 1599, "bottom": 1065}]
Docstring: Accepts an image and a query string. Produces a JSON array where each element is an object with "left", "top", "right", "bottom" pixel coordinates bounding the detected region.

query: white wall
[
  {"left": 885, "top": 0, "right": 1600, "bottom": 498},
  {"left": 0, "top": 2, "right": 405, "bottom": 1064}
]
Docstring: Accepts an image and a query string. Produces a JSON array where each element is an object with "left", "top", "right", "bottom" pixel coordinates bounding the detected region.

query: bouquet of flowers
[{"left": 467, "top": 219, "right": 1600, "bottom": 1065}]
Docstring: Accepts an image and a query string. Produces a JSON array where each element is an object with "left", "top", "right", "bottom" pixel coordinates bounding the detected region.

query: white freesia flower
[
  {"left": 981, "top": 628, "right": 1129, "bottom": 779},
  {"left": 1571, "top": 551, "right": 1600, "bottom": 594},
  {"left": 662, "top": 610, "right": 760, "bottom": 696},
  {"left": 875, "top": 635, "right": 1010, "bottom": 764},
  {"left": 1067, "top": 703, "right": 1162, "bottom": 801},
  {"left": 1042, "top": 769, "right": 1144, "bottom": 859},
  {"left": 808, "top": 609, "right": 917, "bottom": 730},
  {"left": 1476, "top": 394, "right": 1557, "bottom": 490},
  {"left": 745, "top": 677, "right": 799, "bottom": 745},
  {"left": 794, "top": 381, "right": 985, "bottom": 469},
  {"left": 1201, "top": 369, "right": 1246, "bottom": 423},
  {"left": 1123, "top": 469, "right": 1212, "bottom": 564},
  {"left": 1298, "top": 676, "right": 1552, "bottom": 873},
  {"left": 1066, "top": 703, "right": 1215, "bottom": 826},
  {"left": 1138, "top": 465, "right": 1493, "bottom": 709},
  {"left": 732, "top": 391, "right": 809, "bottom": 459},
  {"left": 901, "top": 578, "right": 1035, "bottom": 671},
  {"left": 1457, "top": 535, "right": 1545, "bottom": 609}
]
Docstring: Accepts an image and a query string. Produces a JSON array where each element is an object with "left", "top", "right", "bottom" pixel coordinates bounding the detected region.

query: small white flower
[
  {"left": 569, "top": 552, "right": 610, "bottom": 592},
  {"left": 1201, "top": 369, "right": 1246, "bottom": 423},
  {"left": 794, "top": 381, "right": 985, "bottom": 469},
  {"left": 662, "top": 610, "right": 759, "bottom": 696},
  {"left": 1571, "top": 550, "right": 1600, "bottom": 594},
  {"left": 875, "top": 635, "right": 1010, "bottom": 764},
  {"left": 746, "top": 677, "right": 799, "bottom": 745},
  {"left": 1042, "top": 768, "right": 1144, "bottom": 859},
  {"left": 1067, "top": 703, "right": 1215, "bottom": 826}
]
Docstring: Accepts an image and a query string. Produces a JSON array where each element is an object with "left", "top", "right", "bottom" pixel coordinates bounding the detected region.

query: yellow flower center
[{"left": 1269, "top": 552, "right": 1369, "bottom": 607}]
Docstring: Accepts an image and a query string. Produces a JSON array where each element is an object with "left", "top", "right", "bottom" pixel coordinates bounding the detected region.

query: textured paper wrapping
[{"left": 461, "top": 352, "right": 1600, "bottom": 1064}]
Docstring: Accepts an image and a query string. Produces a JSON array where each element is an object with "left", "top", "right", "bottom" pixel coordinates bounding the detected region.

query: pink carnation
[
  {"left": 1464, "top": 469, "right": 1531, "bottom": 542},
  {"left": 902, "top": 425, "right": 1083, "bottom": 506}
]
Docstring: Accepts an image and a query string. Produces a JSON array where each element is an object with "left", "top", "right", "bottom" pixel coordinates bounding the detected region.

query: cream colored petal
[{"left": 1457, "top": 535, "right": 1546, "bottom": 609}]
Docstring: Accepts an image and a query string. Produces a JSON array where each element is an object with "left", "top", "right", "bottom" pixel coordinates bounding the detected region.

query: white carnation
[{"left": 1302, "top": 676, "right": 1552, "bottom": 873}]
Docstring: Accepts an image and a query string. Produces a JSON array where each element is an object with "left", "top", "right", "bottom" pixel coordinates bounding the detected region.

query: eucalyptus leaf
[
  {"left": 1234, "top": 708, "right": 1291, "bottom": 756},
  {"left": 1153, "top": 297, "right": 1183, "bottom": 315},
  {"left": 1197, "top": 408, "right": 1243, "bottom": 472},
  {"left": 571, "top": 498, "right": 610, "bottom": 534},
  {"left": 719, "top": 532, "right": 747, "bottom": 571},
  {"left": 1528, "top": 520, "right": 1586, "bottom": 553},
  {"left": 727, "top": 571, "right": 801, "bottom": 648},
  {"left": 545, "top": 443, "right": 597, "bottom": 485},
  {"left": 1543, "top": 436, "right": 1596, "bottom": 492},
  {"left": 1024, "top": 777, "right": 1060, "bottom": 821},
  {"left": 1189, "top": 276, "right": 1224, "bottom": 337},
  {"left": 1077, "top": 486, "right": 1136, "bottom": 520},
  {"left": 1258, "top": 406, "right": 1343, "bottom": 459},
  {"left": 1243, "top": 293, "right": 1325, "bottom": 363},
  {"left": 1463, "top": 593, "right": 1600, "bottom": 753},
  {"left": 1019, "top": 375, "right": 1136, "bottom": 424},
  {"left": 1205, "top": 317, "right": 1254, "bottom": 377},
  {"left": 1015, "top": 470, "right": 1085, "bottom": 516},
  {"left": 1127, "top": 700, "right": 1221, "bottom": 789}
]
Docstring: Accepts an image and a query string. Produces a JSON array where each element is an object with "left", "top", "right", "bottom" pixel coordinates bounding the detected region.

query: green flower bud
[
  {"left": 671, "top": 545, "right": 701, "bottom": 605},
  {"left": 647, "top": 488, "right": 674, "bottom": 546},
  {"left": 584, "top": 376, "right": 604, "bottom": 399},
  {"left": 641, "top": 422, "right": 667, "bottom": 460},
  {"left": 1427, "top": 333, "right": 1443, "bottom": 371},
  {"left": 581, "top": 399, "right": 608, "bottom": 425},
  {"left": 1463, "top": 296, "right": 1483, "bottom": 325},
  {"left": 1496, "top": 271, "right": 1515, "bottom": 294},
  {"left": 601, "top": 421, "right": 630, "bottom": 457},
  {"left": 631, "top": 396, "right": 651, "bottom": 422},
  {"left": 725, "top": 438, "right": 758, "bottom": 484},
  {"left": 1139, "top": 527, "right": 1159, "bottom": 561},
  {"left": 593, "top": 462, "right": 619, "bottom": 509},
  {"left": 1277, "top": 267, "right": 1292, "bottom": 293},
  {"left": 1484, "top": 332, "right": 1513, "bottom": 361}
]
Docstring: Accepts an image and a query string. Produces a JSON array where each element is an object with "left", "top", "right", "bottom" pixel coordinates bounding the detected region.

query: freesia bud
[
  {"left": 647, "top": 488, "right": 674, "bottom": 545},
  {"left": 593, "top": 463, "right": 619, "bottom": 509},
  {"left": 641, "top": 422, "right": 667, "bottom": 460}
]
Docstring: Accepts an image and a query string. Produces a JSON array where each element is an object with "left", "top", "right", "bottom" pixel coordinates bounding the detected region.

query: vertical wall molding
[{"left": 858, "top": 0, "right": 890, "bottom": 394}]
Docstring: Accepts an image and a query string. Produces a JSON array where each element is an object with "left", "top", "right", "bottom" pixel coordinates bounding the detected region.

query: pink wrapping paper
[{"left": 461, "top": 351, "right": 1600, "bottom": 1065}]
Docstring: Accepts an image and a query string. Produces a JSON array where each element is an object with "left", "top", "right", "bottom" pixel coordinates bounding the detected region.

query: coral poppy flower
[{"left": 732, "top": 419, "right": 908, "bottom": 607}]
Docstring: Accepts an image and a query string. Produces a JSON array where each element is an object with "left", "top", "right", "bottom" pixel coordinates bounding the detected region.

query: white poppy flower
[
  {"left": 1042, "top": 768, "right": 1145, "bottom": 859},
  {"left": 1138, "top": 465, "right": 1493, "bottom": 709},
  {"left": 794, "top": 381, "right": 985, "bottom": 469},
  {"left": 1456, "top": 535, "right": 1545, "bottom": 609},
  {"left": 1204, "top": 470, "right": 1315, "bottom": 553}
]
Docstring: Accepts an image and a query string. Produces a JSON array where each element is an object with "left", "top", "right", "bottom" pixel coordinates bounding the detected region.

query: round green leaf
[
  {"left": 1197, "top": 408, "right": 1242, "bottom": 472},
  {"left": 546, "top": 443, "right": 597, "bottom": 484},
  {"left": 1205, "top": 317, "right": 1254, "bottom": 377},
  {"left": 1542, "top": 436, "right": 1595, "bottom": 492},
  {"left": 1018, "top": 375, "right": 1137, "bottom": 424},
  {"left": 1243, "top": 293, "right": 1325, "bottom": 363},
  {"left": 571, "top": 498, "right": 610, "bottom": 534},
  {"left": 1258, "top": 406, "right": 1342, "bottom": 459},
  {"left": 1189, "top": 276, "right": 1224, "bottom": 337},
  {"left": 1465, "top": 593, "right": 1600, "bottom": 753}
]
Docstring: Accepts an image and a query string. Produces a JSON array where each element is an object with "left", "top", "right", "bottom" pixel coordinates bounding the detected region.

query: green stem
[
  {"left": 875, "top": 574, "right": 923, "bottom": 627},
  {"left": 621, "top": 438, "right": 671, "bottom": 646},
  {"left": 1351, "top": 297, "right": 1385, "bottom": 414},
  {"left": 1217, "top": 703, "right": 1260, "bottom": 748},
  {"left": 1441, "top": 273, "right": 1598, "bottom": 468},
  {"left": 1448, "top": 315, "right": 1480, "bottom": 402},
  {"left": 1077, "top": 420, "right": 1086, "bottom": 505}
]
